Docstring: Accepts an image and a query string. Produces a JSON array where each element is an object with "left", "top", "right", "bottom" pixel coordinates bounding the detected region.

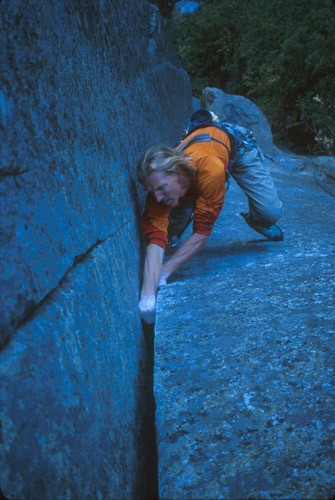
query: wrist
[
  {"left": 140, "top": 292, "right": 155, "bottom": 301},
  {"left": 141, "top": 286, "right": 157, "bottom": 300},
  {"left": 158, "top": 270, "right": 170, "bottom": 287}
]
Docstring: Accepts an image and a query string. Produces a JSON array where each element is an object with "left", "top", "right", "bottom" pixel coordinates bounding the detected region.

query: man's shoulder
[
  {"left": 193, "top": 154, "right": 226, "bottom": 174},
  {"left": 179, "top": 126, "right": 232, "bottom": 159}
]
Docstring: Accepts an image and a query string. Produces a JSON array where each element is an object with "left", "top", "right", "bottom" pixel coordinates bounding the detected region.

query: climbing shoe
[{"left": 241, "top": 212, "right": 284, "bottom": 241}]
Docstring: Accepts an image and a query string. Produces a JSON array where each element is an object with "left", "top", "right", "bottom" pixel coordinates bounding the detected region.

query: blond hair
[{"left": 137, "top": 145, "right": 196, "bottom": 185}]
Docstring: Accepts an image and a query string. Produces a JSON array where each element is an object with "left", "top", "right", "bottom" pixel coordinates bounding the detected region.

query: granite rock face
[
  {"left": 0, "top": 1, "right": 191, "bottom": 498},
  {"left": 203, "top": 86, "right": 274, "bottom": 156},
  {"left": 276, "top": 152, "right": 335, "bottom": 198},
  {"left": 155, "top": 151, "right": 335, "bottom": 498},
  {"left": 0, "top": 0, "right": 191, "bottom": 346}
]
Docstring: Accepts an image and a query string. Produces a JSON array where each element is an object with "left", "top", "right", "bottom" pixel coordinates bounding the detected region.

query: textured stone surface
[
  {"left": 1, "top": 235, "right": 142, "bottom": 499},
  {"left": 203, "top": 87, "right": 274, "bottom": 156},
  {"left": 0, "top": 0, "right": 191, "bottom": 346},
  {"left": 273, "top": 150, "right": 335, "bottom": 200},
  {"left": 155, "top": 154, "right": 335, "bottom": 498},
  {"left": 1, "top": 0, "right": 191, "bottom": 497}
]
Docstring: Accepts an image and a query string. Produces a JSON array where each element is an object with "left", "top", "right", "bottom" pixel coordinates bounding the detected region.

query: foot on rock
[{"left": 241, "top": 212, "right": 284, "bottom": 241}]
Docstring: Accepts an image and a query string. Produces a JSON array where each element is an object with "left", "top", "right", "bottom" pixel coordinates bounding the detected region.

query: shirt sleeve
[
  {"left": 142, "top": 193, "right": 171, "bottom": 250},
  {"left": 193, "top": 156, "right": 226, "bottom": 237}
]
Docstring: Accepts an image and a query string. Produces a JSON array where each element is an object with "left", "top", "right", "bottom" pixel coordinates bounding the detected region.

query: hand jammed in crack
[
  {"left": 139, "top": 272, "right": 170, "bottom": 324},
  {"left": 158, "top": 271, "right": 169, "bottom": 287},
  {"left": 139, "top": 295, "right": 156, "bottom": 325}
]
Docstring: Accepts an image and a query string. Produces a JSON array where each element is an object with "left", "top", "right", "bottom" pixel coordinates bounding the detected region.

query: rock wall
[{"left": 0, "top": 1, "right": 191, "bottom": 498}]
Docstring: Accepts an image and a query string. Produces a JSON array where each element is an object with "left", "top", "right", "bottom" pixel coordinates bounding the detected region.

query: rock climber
[{"left": 137, "top": 109, "right": 283, "bottom": 324}]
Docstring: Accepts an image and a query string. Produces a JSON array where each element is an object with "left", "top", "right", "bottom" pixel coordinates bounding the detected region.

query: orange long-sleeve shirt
[{"left": 143, "top": 126, "right": 232, "bottom": 249}]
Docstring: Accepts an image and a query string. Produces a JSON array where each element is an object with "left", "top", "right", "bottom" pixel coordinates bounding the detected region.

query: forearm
[
  {"left": 141, "top": 243, "right": 165, "bottom": 298},
  {"left": 162, "top": 232, "right": 208, "bottom": 278}
]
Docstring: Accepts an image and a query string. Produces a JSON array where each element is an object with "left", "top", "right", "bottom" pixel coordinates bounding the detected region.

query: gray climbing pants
[{"left": 230, "top": 146, "right": 283, "bottom": 227}]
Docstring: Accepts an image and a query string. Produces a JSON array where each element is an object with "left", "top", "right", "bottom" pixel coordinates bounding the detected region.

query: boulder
[
  {"left": 203, "top": 87, "right": 274, "bottom": 155},
  {"left": 273, "top": 149, "right": 335, "bottom": 197},
  {"left": 312, "top": 156, "right": 335, "bottom": 197}
]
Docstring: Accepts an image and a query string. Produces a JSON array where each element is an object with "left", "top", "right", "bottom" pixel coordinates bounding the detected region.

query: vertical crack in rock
[{"left": 136, "top": 322, "right": 159, "bottom": 499}]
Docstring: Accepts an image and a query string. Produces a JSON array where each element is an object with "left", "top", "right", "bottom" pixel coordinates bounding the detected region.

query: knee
[
  {"left": 251, "top": 201, "right": 283, "bottom": 226},
  {"left": 266, "top": 204, "right": 284, "bottom": 225}
]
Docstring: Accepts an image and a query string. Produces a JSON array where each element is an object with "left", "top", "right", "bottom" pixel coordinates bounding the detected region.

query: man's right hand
[{"left": 139, "top": 295, "right": 156, "bottom": 324}]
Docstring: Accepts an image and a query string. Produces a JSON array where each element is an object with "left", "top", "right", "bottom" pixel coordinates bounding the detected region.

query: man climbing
[{"left": 137, "top": 109, "right": 283, "bottom": 324}]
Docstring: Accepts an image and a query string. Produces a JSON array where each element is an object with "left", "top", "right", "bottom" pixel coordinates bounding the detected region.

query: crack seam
[{"left": 15, "top": 219, "right": 132, "bottom": 333}]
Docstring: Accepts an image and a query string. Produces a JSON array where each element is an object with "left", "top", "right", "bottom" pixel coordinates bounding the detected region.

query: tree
[{"left": 169, "top": 0, "right": 335, "bottom": 154}]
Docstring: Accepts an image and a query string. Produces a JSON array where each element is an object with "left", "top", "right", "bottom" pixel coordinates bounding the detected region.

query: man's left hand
[{"left": 158, "top": 271, "right": 169, "bottom": 287}]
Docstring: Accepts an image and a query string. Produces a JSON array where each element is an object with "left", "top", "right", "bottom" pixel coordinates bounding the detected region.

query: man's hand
[
  {"left": 139, "top": 295, "right": 156, "bottom": 324},
  {"left": 158, "top": 271, "right": 169, "bottom": 287},
  {"left": 139, "top": 244, "right": 164, "bottom": 323}
]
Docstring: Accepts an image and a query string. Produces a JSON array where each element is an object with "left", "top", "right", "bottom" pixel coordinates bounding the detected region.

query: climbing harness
[
  {"left": 176, "top": 109, "right": 259, "bottom": 196},
  {"left": 177, "top": 109, "right": 258, "bottom": 158}
]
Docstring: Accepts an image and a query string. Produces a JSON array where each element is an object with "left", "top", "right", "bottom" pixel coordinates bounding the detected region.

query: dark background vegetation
[{"left": 153, "top": 0, "right": 335, "bottom": 155}]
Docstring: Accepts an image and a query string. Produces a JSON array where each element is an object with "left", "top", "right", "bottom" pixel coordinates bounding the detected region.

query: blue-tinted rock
[
  {"left": 1, "top": 236, "right": 142, "bottom": 499},
  {"left": 0, "top": 0, "right": 191, "bottom": 346},
  {"left": 0, "top": 0, "right": 191, "bottom": 497},
  {"left": 155, "top": 154, "right": 335, "bottom": 498},
  {"left": 173, "top": 1, "right": 200, "bottom": 15}
]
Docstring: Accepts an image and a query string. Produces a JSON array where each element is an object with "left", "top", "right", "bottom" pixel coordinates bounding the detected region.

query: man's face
[{"left": 145, "top": 171, "right": 189, "bottom": 207}]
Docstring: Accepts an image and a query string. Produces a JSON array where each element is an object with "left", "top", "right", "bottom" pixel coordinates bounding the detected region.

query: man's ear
[{"left": 177, "top": 173, "right": 191, "bottom": 188}]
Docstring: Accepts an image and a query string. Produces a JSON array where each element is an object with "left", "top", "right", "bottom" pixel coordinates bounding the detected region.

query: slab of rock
[
  {"left": 307, "top": 156, "right": 335, "bottom": 198},
  {"left": 273, "top": 149, "right": 335, "bottom": 198},
  {"left": 155, "top": 155, "right": 335, "bottom": 498}
]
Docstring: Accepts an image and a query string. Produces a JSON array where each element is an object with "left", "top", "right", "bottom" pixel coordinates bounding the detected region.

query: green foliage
[{"left": 168, "top": 0, "right": 335, "bottom": 154}]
